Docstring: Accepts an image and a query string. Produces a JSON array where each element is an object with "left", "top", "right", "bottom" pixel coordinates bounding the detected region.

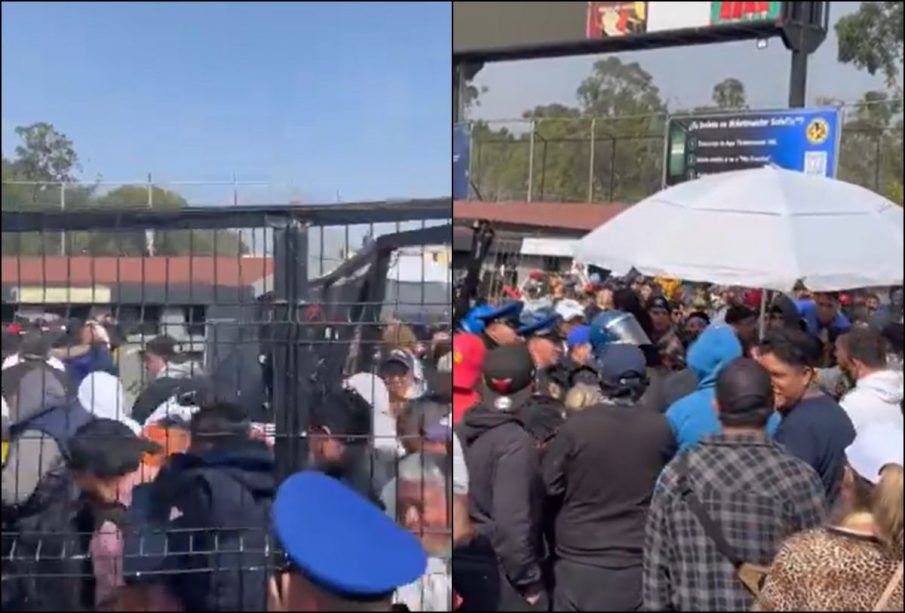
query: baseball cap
[
  {"left": 648, "top": 296, "right": 671, "bottom": 313},
  {"left": 273, "top": 471, "right": 427, "bottom": 598},
  {"left": 555, "top": 299, "right": 585, "bottom": 323},
  {"left": 380, "top": 349, "right": 415, "bottom": 374},
  {"left": 715, "top": 358, "right": 774, "bottom": 415},
  {"left": 452, "top": 333, "right": 485, "bottom": 390},
  {"left": 566, "top": 325, "right": 591, "bottom": 349},
  {"left": 595, "top": 344, "right": 646, "bottom": 387},
  {"left": 846, "top": 423, "right": 904, "bottom": 485},
  {"left": 482, "top": 344, "right": 536, "bottom": 411}
]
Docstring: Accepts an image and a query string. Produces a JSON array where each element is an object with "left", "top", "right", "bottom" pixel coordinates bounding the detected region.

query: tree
[
  {"left": 711, "top": 78, "right": 748, "bottom": 110},
  {"left": 470, "top": 58, "right": 668, "bottom": 203},
  {"left": 836, "top": 1, "right": 903, "bottom": 90},
  {"left": 2, "top": 123, "right": 247, "bottom": 255}
]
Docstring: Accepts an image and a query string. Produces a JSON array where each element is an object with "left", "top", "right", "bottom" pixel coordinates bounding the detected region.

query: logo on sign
[{"left": 806, "top": 118, "right": 830, "bottom": 145}]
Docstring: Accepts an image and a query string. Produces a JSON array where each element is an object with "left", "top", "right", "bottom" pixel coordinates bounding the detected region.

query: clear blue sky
[{"left": 2, "top": 1, "right": 451, "bottom": 204}]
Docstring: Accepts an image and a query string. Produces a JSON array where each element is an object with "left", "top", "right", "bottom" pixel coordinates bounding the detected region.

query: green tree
[
  {"left": 835, "top": 91, "right": 903, "bottom": 204},
  {"left": 835, "top": 1, "right": 903, "bottom": 90},
  {"left": 711, "top": 78, "right": 748, "bottom": 110},
  {"left": 470, "top": 58, "right": 667, "bottom": 203}
]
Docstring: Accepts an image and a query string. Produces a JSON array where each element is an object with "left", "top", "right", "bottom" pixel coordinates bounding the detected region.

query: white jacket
[{"left": 840, "top": 370, "right": 904, "bottom": 434}]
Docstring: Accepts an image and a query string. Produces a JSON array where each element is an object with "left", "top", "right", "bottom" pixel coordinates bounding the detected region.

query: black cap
[
  {"left": 596, "top": 344, "right": 647, "bottom": 387},
  {"left": 482, "top": 344, "right": 536, "bottom": 410},
  {"left": 648, "top": 296, "right": 672, "bottom": 313},
  {"left": 142, "top": 335, "right": 179, "bottom": 360},
  {"left": 715, "top": 358, "right": 774, "bottom": 416},
  {"left": 380, "top": 349, "right": 415, "bottom": 374},
  {"left": 67, "top": 419, "right": 161, "bottom": 479}
]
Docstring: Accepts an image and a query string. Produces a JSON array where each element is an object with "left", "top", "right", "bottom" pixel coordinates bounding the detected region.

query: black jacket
[
  {"left": 542, "top": 399, "right": 674, "bottom": 568},
  {"left": 123, "top": 439, "right": 275, "bottom": 612},
  {"left": 456, "top": 404, "right": 544, "bottom": 591}
]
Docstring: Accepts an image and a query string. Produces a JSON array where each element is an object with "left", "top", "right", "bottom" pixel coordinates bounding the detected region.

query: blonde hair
[
  {"left": 873, "top": 464, "right": 904, "bottom": 557},
  {"left": 564, "top": 384, "right": 602, "bottom": 413}
]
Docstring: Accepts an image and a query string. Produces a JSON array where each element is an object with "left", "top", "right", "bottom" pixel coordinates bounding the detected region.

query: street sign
[{"left": 664, "top": 108, "right": 840, "bottom": 186}]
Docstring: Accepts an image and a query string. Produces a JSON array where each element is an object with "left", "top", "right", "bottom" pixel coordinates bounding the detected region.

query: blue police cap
[
  {"left": 517, "top": 309, "right": 561, "bottom": 337},
  {"left": 273, "top": 471, "right": 427, "bottom": 598},
  {"left": 461, "top": 301, "right": 524, "bottom": 334}
]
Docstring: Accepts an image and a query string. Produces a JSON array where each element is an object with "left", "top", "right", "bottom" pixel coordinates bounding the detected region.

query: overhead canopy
[{"left": 573, "top": 167, "right": 904, "bottom": 292}]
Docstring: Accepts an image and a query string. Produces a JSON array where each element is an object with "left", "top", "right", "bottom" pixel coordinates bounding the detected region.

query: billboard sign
[
  {"left": 455, "top": 1, "right": 788, "bottom": 60},
  {"left": 453, "top": 124, "right": 471, "bottom": 200},
  {"left": 664, "top": 108, "right": 840, "bottom": 187}
]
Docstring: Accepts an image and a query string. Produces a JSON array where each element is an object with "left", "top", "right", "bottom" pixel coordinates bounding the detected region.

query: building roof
[
  {"left": 453, "top": 200, "right": 628, "bottom": 233},
  {"left": 1, "top": 256, "right": 273, "bottom": 287}
]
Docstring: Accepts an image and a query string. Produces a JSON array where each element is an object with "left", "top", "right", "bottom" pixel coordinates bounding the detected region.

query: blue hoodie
[{"left": 665, "top": 325, "right": 743, "bottom": 451}]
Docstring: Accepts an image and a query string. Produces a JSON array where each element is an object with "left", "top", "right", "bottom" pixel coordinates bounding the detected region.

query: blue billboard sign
[
  {"left": 664, "top": 108, "right": 840, "bottom": 186},
  {"left": 453, "top": 123, "right": 470, "bottom": 199}
]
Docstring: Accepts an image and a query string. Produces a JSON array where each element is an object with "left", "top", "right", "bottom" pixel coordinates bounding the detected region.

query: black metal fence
[{"left": 1, "top": 200, "right": 452, "bottom": 611}]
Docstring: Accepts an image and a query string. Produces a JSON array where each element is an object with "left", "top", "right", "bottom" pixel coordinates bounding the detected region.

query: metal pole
[
  {"left": 588, "top": 118, "right": 597, "bottom": 202},
  {"left": 788, "top": 50, "right": 808, "bottom": 108},
  {"left": 146, "top": 172, "right": 155, "bottom": 256},
  {"left": 60, "top": 182, "right": 66, "bottom": 256},
  {"left": 527, "top": 120, "right": 536, "bottom": 202},
  {"left": 233, "top": 171, "right": 239, "bottom": 207}
]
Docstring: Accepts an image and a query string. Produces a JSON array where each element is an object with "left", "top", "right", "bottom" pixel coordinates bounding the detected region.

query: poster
[
  {"left": 710, "top": 1, "right": 782, "bottom": 25},
  {"left": 664, "top": 108, "right": 840, "bottom": 187},
  {"left": 587, "top": 2, "right": 648, "bottom": 38}
]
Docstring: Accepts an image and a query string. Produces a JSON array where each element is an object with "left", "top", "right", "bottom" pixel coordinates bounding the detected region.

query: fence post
[
  {"left": 146, "top": 172, "right": 155, "bottom": 257},
  {"left": 588, "top": 118, "right": 597, "bottom": 203},
  {"left": 60, "top": 181, "right": 66, "bottom": 255},
  {"left": 527, "top": 119, "right": 536, "bottom": 202}
]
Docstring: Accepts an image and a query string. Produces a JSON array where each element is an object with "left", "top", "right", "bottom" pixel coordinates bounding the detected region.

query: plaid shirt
[{"left": 642, "top": 433, "right": 828, "bottom": 612}]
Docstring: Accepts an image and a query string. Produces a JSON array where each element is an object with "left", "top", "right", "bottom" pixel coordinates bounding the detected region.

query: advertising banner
[{"left": 664, "top": 108, "right": 840, "bottom": 187}]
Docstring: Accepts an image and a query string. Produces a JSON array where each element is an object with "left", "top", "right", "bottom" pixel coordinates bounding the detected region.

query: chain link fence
[
  {"left": 467, "top": 101, "right": 904, "bottom": 204},
  {"left": 1, "top": 198, "right": 452, "bottom": 611}
]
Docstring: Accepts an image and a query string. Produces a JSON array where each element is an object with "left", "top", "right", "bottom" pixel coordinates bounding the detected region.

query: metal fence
[
  {"left": 467, "top": 102, "right": 904, "bottom": 204},
  {"left": 1, "top": 199, "right": 452, "bottom": 611}
]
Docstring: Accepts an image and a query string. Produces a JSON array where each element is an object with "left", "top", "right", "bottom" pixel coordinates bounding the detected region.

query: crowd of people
[
  {"left": 451, "top": 272, "right": 904, "bottom": 611},
  {"left": 2, "top": 313, "right": 458, "bottom": 611}
]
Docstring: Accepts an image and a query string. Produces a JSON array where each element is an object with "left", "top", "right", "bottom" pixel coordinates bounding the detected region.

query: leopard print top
[{"left": 758, "top": 527, "right": 903, "bottom": 611}]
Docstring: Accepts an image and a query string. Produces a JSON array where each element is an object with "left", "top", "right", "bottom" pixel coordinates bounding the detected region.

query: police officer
[{"left": 269, "top": 471, "right": 427, "bottom": 612}]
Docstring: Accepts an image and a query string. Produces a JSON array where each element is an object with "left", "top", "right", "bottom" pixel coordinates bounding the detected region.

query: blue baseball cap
[
  {"left": 566, "top": 325, "right": 591, "bottom": 349},
  {"left": 273, "top": 471, "right": 427, "bottom": 598}
]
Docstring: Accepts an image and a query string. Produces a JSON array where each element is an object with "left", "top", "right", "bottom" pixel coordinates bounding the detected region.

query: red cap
[
  {"left": 839, "top": 292, "right": 852, "bottom": 306},
  {"left": 529, "top": 270, "right": 545, "bottom": 281},
  {"left": 452, "top": 333, "right": 485, "bottom": 391}
]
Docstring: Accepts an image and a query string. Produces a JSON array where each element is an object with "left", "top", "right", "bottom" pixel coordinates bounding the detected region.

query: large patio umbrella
[{"left": 573, "top": 166, "right": 904, "bottom": 292}]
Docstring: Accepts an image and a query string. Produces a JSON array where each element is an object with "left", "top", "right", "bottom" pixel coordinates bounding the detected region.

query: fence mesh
[
  {"left": 467, "top": 101, "right": 904, "bottom": 204},
  {"left": 1, "top": 200, "right": 452, "bottom": 611}
]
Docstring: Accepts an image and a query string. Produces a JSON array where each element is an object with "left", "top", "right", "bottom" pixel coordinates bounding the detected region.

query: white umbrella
[{"left": 574, "top": 166, "right": 904, "bottom": 292}]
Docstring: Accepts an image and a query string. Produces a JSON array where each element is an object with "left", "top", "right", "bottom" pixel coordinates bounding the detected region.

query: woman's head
[{"left": 841, "top": 424, "right": 904, "bottom": 555}]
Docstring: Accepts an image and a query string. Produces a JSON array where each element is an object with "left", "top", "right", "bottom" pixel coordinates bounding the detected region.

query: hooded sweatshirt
[
  {"left": 457, "top": 404, "right": 543, "bottom": 592},
  {"left": 840, "top": 369, "right": 904, "bottom": 434},
  {"left": 78, "top": 372, "right": 142, "bottom": 434},
  {"left": 665, "top": 325, "right": 743, "bottom": 451}
]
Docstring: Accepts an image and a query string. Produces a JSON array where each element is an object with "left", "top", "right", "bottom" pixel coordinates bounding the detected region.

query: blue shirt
[{"left": 769, "top": 394, "right": 855, "bottom": 505}]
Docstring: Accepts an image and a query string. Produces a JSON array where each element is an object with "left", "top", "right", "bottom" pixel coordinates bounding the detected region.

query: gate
[{"left": 1, "top": 200, "right": 452, "bottom": 610}]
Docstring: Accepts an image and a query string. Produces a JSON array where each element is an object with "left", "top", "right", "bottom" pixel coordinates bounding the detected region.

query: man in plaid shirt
[{"left": 643, "top": 358, "right": 828, "bottom": 611}]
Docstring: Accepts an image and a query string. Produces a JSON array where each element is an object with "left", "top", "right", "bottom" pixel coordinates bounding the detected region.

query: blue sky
[{"left": 2, "top": 1, "right": 451, "bottom": 204}]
